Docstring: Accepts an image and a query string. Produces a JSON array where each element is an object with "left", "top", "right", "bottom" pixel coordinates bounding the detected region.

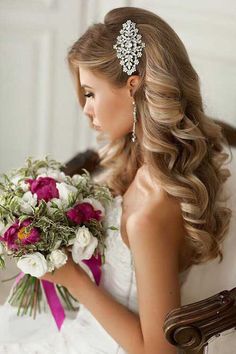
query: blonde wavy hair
[{"left": 67, "top": 7, "right": 232, "bottom": 266}]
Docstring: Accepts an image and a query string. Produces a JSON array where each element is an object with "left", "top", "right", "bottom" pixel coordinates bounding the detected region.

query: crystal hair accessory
[{"left": 113, "top": 19, "right": 145, "bottom": 75}]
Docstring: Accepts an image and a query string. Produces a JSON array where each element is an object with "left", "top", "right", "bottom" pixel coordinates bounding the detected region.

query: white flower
[
  {"left": 81, "top": 197, "right": 105, "bottom": 218},
  {"left": 17, "top": 252, "right": 48, "bottom": 277},
  {"left": 75, "top": 226, "right": 93, "bottom": 247},
  {"left": 49, "top": 250, "right": 67, "bottom": 269},
  {"left": 56, "top": 182, "right": 78, "bottom": 206},
  {"left": 37, "top": 168, "right": 66, "bottom": 182},
  {"left": 19, "top": 191, "right": 38, "bottom": 214},
  {"left": 72, "top": 226, "right": 98, "bottom": 262},
  {"left": 36, "top": 167, "right": 48, "bottom": 175},
  {"left": 49, "top": 170, "right": 66, "bottom": 182}
]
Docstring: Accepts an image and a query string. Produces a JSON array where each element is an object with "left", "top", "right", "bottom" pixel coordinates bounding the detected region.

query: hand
[{"left": 39, "top": 251, "right": 89, "bottom": 291}]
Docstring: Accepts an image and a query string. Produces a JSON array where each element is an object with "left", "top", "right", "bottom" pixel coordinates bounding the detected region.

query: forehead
[{"left": 79, "top": 66, "right": 106, "bottom": 89}]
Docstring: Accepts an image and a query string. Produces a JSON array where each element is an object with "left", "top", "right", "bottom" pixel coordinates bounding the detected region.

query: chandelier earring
[{"left": 131, "top": 100, "right": 137, "bottom": 143}]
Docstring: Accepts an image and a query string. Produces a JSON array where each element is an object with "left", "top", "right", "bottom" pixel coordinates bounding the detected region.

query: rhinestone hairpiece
[{"left": 113, "top": 19, "right": 145, "bottom": 75}]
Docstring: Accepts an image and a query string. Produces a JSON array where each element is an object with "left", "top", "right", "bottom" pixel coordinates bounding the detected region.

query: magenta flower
[
  {"left": 66, "top": 202, "right": 102, "bottom": 225},
  {"left": 0, "top": 219, "right": 40, "bottom": 250},
  {"left": 26, "top": 177, "right": 59, "bottom": 202}
]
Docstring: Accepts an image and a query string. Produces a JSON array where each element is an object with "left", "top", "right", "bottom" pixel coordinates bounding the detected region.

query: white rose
[
  {"left": 37, "top": 168, "right": 66, "bottom": 182},
  {"left": 19, "top": 191, "right": 38, "bottom": 214},
  {"left": 75, "top": 225, "right": 93, "bottom": 247},
  {"left": 17, "top": 252, "right": 48, "bottom": 277},
  {"left": 56, "top": 182, "right": 78, "bottom": 206},
  {"left": 81, "top": 197, "right": 105, "bottom": 218},
  {"left": 49, "top": 250, "right": 67, "bottom": 269},
  {"left": 72, "top": 226, "right": 98, "bottom": 262}
]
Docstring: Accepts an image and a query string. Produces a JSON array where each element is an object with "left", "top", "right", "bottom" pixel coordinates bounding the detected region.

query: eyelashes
[{"left": 84, "top": 92, "right": 94, "bottom": 98}]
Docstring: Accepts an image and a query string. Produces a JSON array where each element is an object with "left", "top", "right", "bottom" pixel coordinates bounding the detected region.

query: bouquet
[{"left": 0, "top": 156, "right": 115, "bottom": 329}]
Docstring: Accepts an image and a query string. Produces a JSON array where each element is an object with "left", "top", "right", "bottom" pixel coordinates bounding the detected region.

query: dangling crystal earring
[{"left": 131, "top": 100, "right": 137, "bottom": 143}]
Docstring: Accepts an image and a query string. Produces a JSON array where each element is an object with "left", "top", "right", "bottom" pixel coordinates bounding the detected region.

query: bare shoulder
[{"left": 126, "top": 165, "right": 185, "bottom": 254}]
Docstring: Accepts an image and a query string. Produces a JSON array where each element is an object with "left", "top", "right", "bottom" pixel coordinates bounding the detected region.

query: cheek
[
  {"left": 95, "top": 96, "right": 113, "bottom": 125},
  {"left": 95, "top": 93, "right": 131, "bottom": 132}
]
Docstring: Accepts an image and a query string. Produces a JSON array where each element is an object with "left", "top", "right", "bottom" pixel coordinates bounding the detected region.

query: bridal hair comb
[{"left": 113, "top": 19, "right": 145, "bottom": 75}]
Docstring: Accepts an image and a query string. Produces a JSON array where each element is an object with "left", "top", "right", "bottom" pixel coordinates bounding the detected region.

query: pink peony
[
  {"left": 26, "top": 177, "right": 59, "bottom": 202},
  {"left": 0, "top": 219, "right": 40, "bottom": 250},
  {"left": 66, "top": 202, "right": 102, "bottom": 225}
]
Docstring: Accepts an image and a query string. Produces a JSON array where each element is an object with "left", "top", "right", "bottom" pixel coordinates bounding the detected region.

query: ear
[{"left": 126, "top": 75, "right": 141, "bottom": 97}]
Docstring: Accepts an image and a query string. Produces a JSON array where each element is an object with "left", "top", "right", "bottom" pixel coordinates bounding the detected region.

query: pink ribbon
[
  {"left": 82, "top": 253, "right": 102, "bottom": 286},
  {"left": 41, "top": 280, "right": 65, "bottom": 330}
]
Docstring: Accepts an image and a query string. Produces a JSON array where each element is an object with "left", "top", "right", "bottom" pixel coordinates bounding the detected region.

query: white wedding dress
[{"left": 0, "top": 195, "right": 190, "bottom": 354}]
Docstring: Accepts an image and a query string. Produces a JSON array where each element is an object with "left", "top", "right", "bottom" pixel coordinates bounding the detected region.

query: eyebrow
[{"left": 81, "top": 84, "right": 93, "bottom": 89}]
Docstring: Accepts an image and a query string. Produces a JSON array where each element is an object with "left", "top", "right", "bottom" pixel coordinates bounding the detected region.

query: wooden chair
[
  {"left": 62, "top": 120, "right": 236, "bottom": 354},
  {"left": 163, "top": 288, "right": 236, "bottom": 353}
]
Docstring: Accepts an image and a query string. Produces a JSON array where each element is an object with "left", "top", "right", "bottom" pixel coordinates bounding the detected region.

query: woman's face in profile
[{"left": 79, "top": 66, "right": 137, "bottom": 141}]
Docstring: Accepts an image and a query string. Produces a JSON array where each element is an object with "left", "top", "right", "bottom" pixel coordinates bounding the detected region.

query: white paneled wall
[
  {"left": 0, "top": 1, "right": 81, "bottom": 173},
  {"left": 0, "top": 0, "right": 131, "bottom": 175},
  {"left": 1, "top": 0, "right": 235, "bottom": 173}
]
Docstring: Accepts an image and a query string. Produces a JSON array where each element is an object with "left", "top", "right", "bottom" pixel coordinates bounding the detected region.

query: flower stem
[{"left": 16, "top": 275, "right": 32, "bottom": 316}]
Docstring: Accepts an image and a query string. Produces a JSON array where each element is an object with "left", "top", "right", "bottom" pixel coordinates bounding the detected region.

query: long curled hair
[{"left": 67, "top": 7, "right": 232, "bottom": 267}]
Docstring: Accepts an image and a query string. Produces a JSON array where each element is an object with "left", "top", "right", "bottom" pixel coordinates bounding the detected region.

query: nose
[{"left": 83, "top": 100, "right": 94, "bottom": 118}]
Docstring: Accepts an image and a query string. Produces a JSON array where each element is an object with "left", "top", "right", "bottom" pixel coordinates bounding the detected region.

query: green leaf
[
  {"left": 107, "top": 226, "right": 119, "bottom": 231},
  {"left": 18, "top": 215, "right": 31, "bottom": 223},
  {"left": 0, "top": 256, "right": 5, "bottom": 269}
]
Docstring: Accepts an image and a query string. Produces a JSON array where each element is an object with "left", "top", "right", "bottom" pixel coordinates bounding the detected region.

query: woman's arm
[
  {"left": 66, "top": 196, "right": 183, "bottom": 354},
  {"left": 69, "top": 269, "right": 145, "bottom": 354}
]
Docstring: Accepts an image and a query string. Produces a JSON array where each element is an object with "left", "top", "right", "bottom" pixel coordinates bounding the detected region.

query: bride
[{"left": 0, "top": 6, "right": 231, "bottom": 354}]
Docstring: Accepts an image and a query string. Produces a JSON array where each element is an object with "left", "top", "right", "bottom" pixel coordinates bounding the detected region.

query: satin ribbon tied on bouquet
[{"left": 14, "top": 253, "right": 102, "bottom": 330}]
